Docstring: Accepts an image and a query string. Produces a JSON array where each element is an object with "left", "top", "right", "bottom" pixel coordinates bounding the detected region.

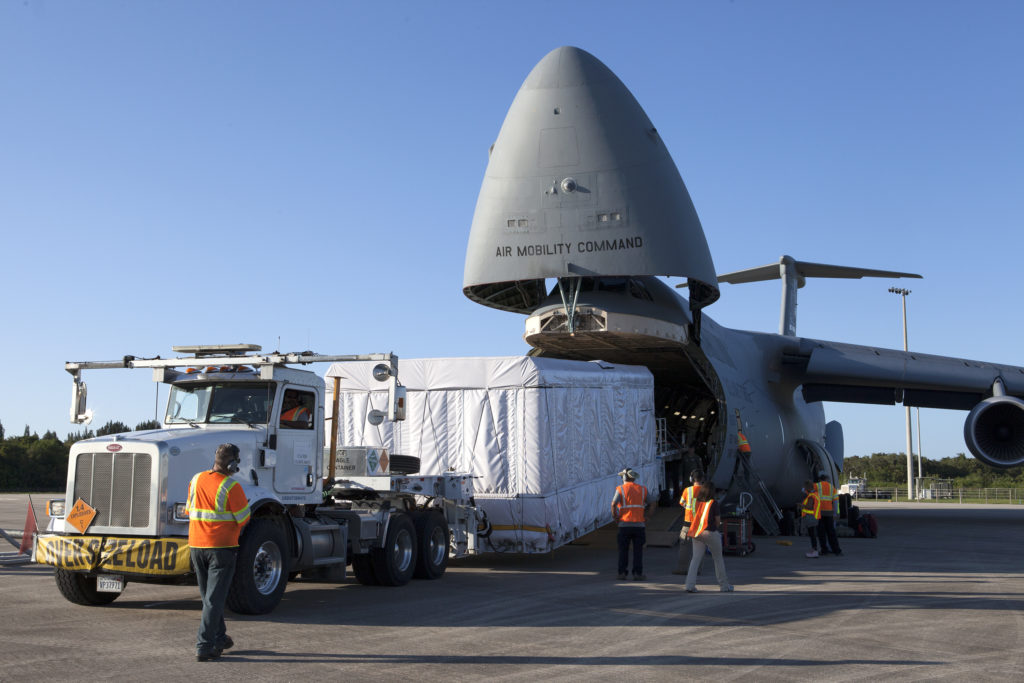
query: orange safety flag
[{"left": 19, "top": 498, "right": 38, "bottom": 556}]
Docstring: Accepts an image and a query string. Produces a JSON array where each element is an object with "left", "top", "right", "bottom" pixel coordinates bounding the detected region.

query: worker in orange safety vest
[
  {"left": 815, "top": 472, "right": 842, "bottom": 556},
  {"left": 186, "top": 443, "right": 251, "bottom": 661},
  {"left": 684, "top": 486, "right": 733, "bottom": 593},
  {"left": 801, "top": 480, "right": 822, "bottom": 558},
  {"left": 737, "top": 431, "right": 752, "bottom": 454},
  {"left": 611, "top": 467, "right": 652, "bottom": 581},
  {"left": 280, "top": 390, "right": 312, "bottom": 428},
  {"left": 672, "top": 469, "right": 707, "bottom": 575}
]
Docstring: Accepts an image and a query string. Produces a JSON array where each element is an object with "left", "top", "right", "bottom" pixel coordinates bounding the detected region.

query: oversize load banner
[{"left": 35, "top": 535, "right": 191, "bottom": 576}]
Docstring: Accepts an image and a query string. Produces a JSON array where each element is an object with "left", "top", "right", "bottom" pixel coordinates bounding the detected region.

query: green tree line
[
  {"left": 843, "top": 452, "right": 1024, "bottom": 488},
  {"left": 0, "top": 419, "right": 161, "bottom": 491}
]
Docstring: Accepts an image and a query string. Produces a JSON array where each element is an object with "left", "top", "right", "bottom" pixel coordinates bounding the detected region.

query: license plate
[{"left": 96, "top": 574, "right": 124, "bottom": 593}]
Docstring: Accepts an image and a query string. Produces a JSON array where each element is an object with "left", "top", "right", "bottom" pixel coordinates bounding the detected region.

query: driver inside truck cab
[{"left": 280, "top": 390, "right": 313, "bottom": 429}]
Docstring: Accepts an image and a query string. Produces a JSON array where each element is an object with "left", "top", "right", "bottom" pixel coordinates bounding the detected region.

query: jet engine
[{"left": 963, "top": 396, "right": 1024, "bottom": 468}]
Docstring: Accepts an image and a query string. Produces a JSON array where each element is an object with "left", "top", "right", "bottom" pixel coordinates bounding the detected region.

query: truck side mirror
[{"left": 70, "top": 374, "right": 93, "bottom": 424}]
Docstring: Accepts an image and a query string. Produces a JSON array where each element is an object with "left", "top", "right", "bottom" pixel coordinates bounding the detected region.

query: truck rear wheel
[
  {"left": 413, "top": 510, "right": 449, "bottom": 580},
  {"left": 371, "top": 512, "right": 416, "bottom": 586},
  {"left": 54, "top": 569, "right": 122, "bottom": 606},
  {"left": 227, "top": 518, "right": 289, "bottom": 615}
]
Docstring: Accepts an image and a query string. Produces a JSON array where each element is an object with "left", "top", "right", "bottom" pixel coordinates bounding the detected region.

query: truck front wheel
[
  {"left": 371, "top": 512, "right": 416, "bottom": 586},
  {"left": 227, "top": 518, "right": 289, "bottom": 615},
  {"left": 54, "top": 569, "right": 122, "bottom": 606}
]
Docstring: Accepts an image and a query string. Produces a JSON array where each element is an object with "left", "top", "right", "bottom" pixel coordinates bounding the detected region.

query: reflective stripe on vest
[
  {"left": 678, "top": 484, "right": 701, "bottom": 523},
  {"left": 616, "top": 482, "right": 648, "bottom": 523},
  {"left": 185, "top": 473, "right": 248, "bottom": 536},
  {"left": 738, "top": 431, "right": 751, "bottom": 453},
  {"left": 282, "top": 406, "right": 310, "bottom": 422},
  {"left": 816, "top": 481, "right": 835, "bottom": 511},
  {"left": 801, "top": 492, "right": 821, "bottom": 519},
  {"left": 689, "top": 500, "right": 713, "bottom": 537}
]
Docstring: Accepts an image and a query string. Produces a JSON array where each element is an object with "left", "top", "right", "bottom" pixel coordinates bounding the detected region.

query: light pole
[
  {"left": 916, "top": 406, "right": 923, "bottom": 477},
  {"left": 889, "top": 287, "right": 915, "bottom": 499}
]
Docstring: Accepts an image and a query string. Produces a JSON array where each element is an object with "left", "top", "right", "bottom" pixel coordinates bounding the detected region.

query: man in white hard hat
[{"left": 611, "top": 467, "right": 653, "bottom": 580}]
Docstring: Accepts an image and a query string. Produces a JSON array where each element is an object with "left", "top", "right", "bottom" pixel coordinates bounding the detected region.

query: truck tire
[
  {"left": 351, "top": 555, "right": 379, "bottom": 586},
  {"left": 54, "top": 569, "right": 122, "bottom": 606},
  {"left": 227, "top": 518, "right": 289, "bottom": 615},
  {"left": 370, "top": 512, "right": 416, "bottom": 586},
  {"left": 389, "top": 454, "right": 420, "bottom": 475},
  {"left": 413, "top": 510, "right": 449, "bottom": 580}
]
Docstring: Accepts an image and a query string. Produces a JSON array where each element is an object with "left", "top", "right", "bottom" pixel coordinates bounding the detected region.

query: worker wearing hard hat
[
  {"left": 611, "top": 467, "right": 653, "bottom": 581},
  {"left": 672, "top": 469, "right": 707, "bottom": 576},
  {"left": 815, "top": 472, "right": 843, "bottom": 556}
]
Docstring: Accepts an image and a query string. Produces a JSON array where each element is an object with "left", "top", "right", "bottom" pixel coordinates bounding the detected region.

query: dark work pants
[
  {"left": 816, "top": 515, "right": 841, "bottom": 554},
  {"left": 191, "top": 547, "right": 238, "bottom": 654},
  {"left": 617, "top": 526, "right": 646, "bottom": 575}
]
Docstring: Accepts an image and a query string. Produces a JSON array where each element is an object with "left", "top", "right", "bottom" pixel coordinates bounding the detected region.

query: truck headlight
[
  {"left": 172, "top": 503, "right": 189, "bottom": 522},
  {"left": 47, "top": 499, "right": 66, "bottom": 518}
]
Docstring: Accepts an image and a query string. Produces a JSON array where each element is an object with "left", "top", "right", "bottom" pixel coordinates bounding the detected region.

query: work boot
[
  {"left": 217, "top": 636, "right": 234, "bottom": 651},
  {"left": 196, "top": 649, "right": 222, "bottom": 662}
]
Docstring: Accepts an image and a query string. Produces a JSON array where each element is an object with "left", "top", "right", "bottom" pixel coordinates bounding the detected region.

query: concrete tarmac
[{"left": 2, "top": 492, "right": 1023, "bottom": 682}]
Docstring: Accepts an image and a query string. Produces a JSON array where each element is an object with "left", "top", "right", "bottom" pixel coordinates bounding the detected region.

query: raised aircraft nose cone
[{"left": 463, "top": 46, "right": 719, "bottom": 313}]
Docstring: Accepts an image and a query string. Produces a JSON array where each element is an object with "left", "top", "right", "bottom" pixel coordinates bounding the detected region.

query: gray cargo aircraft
[{"left": 463, "top": 46, "right": 1024, "bottom": 522}]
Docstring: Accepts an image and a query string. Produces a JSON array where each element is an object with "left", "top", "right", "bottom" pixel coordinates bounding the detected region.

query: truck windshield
[{"left": 166, "top": 382, "right": 276, "bottom": 424}]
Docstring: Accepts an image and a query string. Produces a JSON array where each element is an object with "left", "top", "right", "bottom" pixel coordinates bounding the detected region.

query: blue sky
[{"left": 2, "top": 1, "right": 1021, "bottom": 465}]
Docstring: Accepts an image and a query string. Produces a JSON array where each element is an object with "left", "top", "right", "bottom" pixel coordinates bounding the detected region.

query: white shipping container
[{"left": 325, "top": 356, "right": 660, "bottom": 552}]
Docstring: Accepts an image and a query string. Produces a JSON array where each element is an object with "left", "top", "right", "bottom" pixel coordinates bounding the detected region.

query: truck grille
[{"left": 73, "top": 452, "right": 152, "bottom": 527}]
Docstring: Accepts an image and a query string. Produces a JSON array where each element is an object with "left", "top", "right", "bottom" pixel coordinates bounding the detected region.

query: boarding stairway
[{"left": 733, "top": 452, "right": 783, "bottom": 535}]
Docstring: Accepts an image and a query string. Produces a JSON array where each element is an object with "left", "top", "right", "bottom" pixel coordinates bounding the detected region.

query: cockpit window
[{"left": 166, "top": 382, "right": 275, "bottom": 424}]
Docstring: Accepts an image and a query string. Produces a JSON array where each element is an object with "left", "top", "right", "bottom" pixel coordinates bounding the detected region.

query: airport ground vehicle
[{"left": 34, "top": 344, "right": 489, "bottom": 615}]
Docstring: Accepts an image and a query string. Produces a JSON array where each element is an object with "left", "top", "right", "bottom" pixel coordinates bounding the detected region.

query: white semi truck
[{"left": 34, "top": 344, "right": 489, "bottom": 615}]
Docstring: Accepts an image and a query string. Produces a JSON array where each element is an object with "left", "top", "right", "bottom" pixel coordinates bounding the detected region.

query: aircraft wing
[{"left": 784, "top": 337, "right": 1024, "bottom": 467}]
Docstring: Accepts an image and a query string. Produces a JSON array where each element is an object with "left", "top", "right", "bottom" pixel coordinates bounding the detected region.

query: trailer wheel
[
  {"left": 371, "top": 512, "right": 416, "bottom": 586},
  {"left": 227, "top": 518, "right": 289, "bottom": 615},
  {"left": 54, "top": 569, "right": 122, "bottom": 606},
  {"left": 413, "top": 510, "right": 449, "bottom": 580},
  {"left": 389, "top": 454, "right": 420, "bottom": 475},
  {"left": 351, "top": 555, "right": 379, "bottom": 586}
]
